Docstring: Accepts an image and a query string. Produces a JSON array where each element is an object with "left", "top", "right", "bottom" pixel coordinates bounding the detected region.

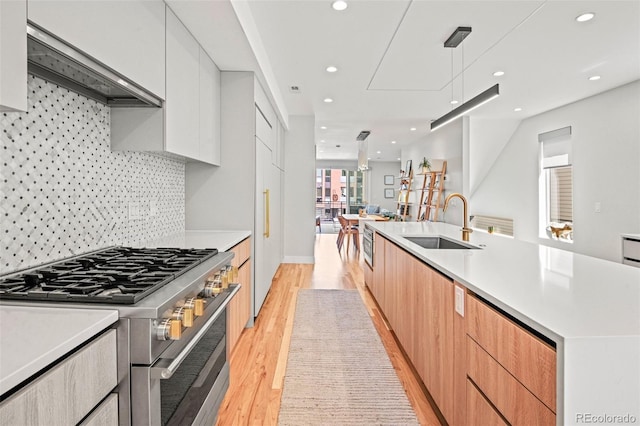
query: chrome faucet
[{"left": 443, "top": 193, "right": 473, "bottom": 242}]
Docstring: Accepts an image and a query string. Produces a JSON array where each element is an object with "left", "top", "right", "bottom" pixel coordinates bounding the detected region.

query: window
[{"left": 539, "top": 126, "right": 573, "bottom": 242}]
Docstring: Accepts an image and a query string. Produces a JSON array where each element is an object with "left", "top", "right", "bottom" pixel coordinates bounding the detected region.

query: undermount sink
[{"left": 403, "top": 236, "right": 480, "bottom": 250}]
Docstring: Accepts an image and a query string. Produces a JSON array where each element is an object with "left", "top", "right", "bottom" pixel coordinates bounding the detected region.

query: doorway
[{"left": 315, "top": 168, "right": 365, "bottom": 233}]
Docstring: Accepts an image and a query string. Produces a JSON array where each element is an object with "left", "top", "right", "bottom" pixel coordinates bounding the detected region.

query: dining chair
[{"left": 337, "top": 215, "right": 359, "bottom": 254}]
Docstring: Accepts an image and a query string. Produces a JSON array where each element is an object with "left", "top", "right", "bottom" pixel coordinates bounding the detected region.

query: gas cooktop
[{"left": 0, "top": 247, "right": 218, "bottom": 304}]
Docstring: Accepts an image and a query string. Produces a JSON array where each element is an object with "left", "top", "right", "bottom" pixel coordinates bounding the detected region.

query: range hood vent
[
  {"left": 26, "top": 23, "right": 162, "bottom": 108},
  {"left": 356, "top": 130, "right": 371, "bottom": 141}
]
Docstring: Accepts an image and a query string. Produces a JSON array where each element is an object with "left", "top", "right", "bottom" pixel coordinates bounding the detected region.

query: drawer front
[
  {"left": 80, "top": 393, "right": 119, "bottom": 426},
  {"left": 623, "top": 257, "right": 640, "bottom": 268},
  {"left": 466, "top": 379, "right": 508, "bottom": 426},
  {"left": 466, "top": 295, "right": 556, "bottom": 411},
  {"left": 623, "top": 238, "right": 640, "bottom": 261},
  {"left": 230, "top": 238, "right": 251, "bottom": 267},
  {"left": 0, "top": 330, "right": 117, "bottom": 425},
  {"left": 467, "top": 338, "right": 555, "bottom": 426}
]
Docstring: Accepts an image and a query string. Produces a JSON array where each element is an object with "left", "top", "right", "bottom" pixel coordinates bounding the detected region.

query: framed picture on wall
[
  {"left": 384, "top": 188, "right": 394, "bottom": 199},
  {"left": 384, "top": 175, "right": 394, "bottom": 185}
]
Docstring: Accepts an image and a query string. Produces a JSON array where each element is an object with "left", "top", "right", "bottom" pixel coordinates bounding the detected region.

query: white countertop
[
  {"left": 369, "top": 221, "right": 640, "bottom": 340},
  {"left": 134, "top": 230, "right": 251, "bottom": 252},
  {"left": 368, "top": 221, "right": 640, "bottom": 422},
  {"left": 0, "top": 306, "right": 118, "bottom": 396}
]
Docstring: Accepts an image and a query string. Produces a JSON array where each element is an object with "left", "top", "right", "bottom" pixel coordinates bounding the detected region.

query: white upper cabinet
[
  {"left": 165, "top": 7, "right": 199, "bottom": 160},
  {"left": 199, "top": 47, "right": 221, "bottom": 166},
  {"left": 0, "top": 0, "right": 27, "bottom": 112},
  {"left": 27, "top": 0, "right": 166, "bottom": 99},
  {"left": 111, "top": 6, "right": 221, "bottom": 166}
]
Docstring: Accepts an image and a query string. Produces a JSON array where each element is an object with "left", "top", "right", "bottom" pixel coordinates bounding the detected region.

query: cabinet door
[
  {"left": 254, "top": 139, "right": 273, "bottom": 317},
  {"left": 28, "top": 0, "right": 165, "bottom": 98},
  {"left": 198, "top": 47, "right": 221, "bottom": 166},
  {"left": 166, "top": 7, "right": 199, "bottom": 160},
  {"left": 0, "top": 0, "right": 27, "bottom": 112},
  {"left": 414, "top": 261, "right": 454, "bottom": 423}
]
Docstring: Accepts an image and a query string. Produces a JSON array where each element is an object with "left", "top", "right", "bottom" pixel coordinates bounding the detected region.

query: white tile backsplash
[{"left": 1, "top": 75, "right": 185, "bottom": 274}]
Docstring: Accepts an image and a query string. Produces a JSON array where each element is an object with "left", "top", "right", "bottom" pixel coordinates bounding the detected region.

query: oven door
[
  {"left": 363, "top": 226, "right": 373, "bottom": 267},
  {"left": 131, "top": 290, "right": 237, "bottom": 426}
]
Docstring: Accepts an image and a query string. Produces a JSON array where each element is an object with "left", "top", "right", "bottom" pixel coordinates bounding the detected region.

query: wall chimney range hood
[{"left": 26, "top": 23, "right": 162, "bottom": 108}]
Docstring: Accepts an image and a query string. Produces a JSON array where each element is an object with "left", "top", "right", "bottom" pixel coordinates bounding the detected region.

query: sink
[{"left": 403, "top": 236, "right": 480, "bottom": 250}]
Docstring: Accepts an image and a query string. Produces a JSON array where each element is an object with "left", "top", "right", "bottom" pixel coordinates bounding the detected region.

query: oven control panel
[{"left": 155, "top": 264, "right": 237, "bottom": 341}]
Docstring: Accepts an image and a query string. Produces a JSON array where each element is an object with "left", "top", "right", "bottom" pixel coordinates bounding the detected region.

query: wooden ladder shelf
[
  {"left": 395, "top": 169, "right": 413, "bottom": 221},
  {"left": 417, "top": 161, "right": 447, "bottom": 222}
]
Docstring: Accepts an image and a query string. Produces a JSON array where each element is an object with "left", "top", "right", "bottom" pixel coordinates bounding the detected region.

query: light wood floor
[{"left": 215, "top": 234, "right": 442, "bottom": 425}]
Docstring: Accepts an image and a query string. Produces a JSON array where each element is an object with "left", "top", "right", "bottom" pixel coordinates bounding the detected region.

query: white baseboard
[{"left": 283, "top": 255, "right": 315, "bottom": 264}]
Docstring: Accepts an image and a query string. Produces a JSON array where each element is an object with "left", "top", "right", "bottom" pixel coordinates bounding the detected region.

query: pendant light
[{"left": 431, "top": 26, "right": 500, "bottom": 132}]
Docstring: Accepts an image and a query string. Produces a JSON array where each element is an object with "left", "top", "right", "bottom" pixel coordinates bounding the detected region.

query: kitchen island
[{"left": 365, "top": 221, "right": 640, "bottom": 425}]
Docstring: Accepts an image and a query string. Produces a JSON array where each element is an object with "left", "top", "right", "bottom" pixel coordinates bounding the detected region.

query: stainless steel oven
[
  {"left": 131, "top": 291, "right": 234, "bottom": 426},
  {"left": 0, "top": 247, "right": 239, "bottom": 426},
  {"left": 363, "top": 224, "right": 374, "bottom": 267}
]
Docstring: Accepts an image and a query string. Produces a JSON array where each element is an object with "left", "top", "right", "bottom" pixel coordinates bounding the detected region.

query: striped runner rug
[{"left": 278, "top": 289, "right": 419, "bottom": 425}]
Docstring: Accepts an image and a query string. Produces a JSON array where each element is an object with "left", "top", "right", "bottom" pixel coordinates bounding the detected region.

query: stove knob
[
  {"left": 203, "top": 275, "right": 222, "bottom": 297},
  {"left": 182, "top": 308, "right": 194, "bottom": 327},
  {"left": 156, "top": 318, "right": 182, "bottom": 341},
  {"left": 232, "top": 266, "right": 239, "bottom": 281},
  {"left": 172, "top": 307, "right": 193, "bottom": 327},
  {"left": 194, "top": 299, "right": 205, "bottom": 316},
  {"left": 185, "top": 297, "right": 205, "bottom": 317}
]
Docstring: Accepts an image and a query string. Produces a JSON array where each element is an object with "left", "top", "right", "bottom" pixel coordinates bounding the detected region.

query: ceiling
[{"left": 170, "top": 0, "right": 640, "bottom": 162}]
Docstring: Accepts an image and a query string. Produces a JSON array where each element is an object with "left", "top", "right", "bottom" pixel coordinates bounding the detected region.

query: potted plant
[{"left": 419, "top": 157, "right": 431, "bottom": 173}]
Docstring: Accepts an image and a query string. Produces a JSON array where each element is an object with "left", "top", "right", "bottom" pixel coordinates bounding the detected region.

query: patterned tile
[{"left": 1, "top": 76, "right": 185, "bottom": 274}]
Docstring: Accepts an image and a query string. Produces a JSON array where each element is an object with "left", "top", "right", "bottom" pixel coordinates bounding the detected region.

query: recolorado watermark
[{"left": 576, "top": 413, "right": 637, "bottom": 424}]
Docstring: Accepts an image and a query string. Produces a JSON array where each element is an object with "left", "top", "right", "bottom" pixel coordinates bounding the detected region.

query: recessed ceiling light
[
  {"left": 332, "top": 0, "right": 348, "bottom": 11},
  {"left": 320, "top": 126, "right": 327, "bottom": 130},
  {"left": 397, "top": 157, "right": 401, "bottom": 161},
  {"left": 326, "top": 66, "right": 338, "bottom": 73},
  {"left": 367, "top": 157, "right": 371, "bottom": 160},
  {"left": 576, "top": 12, "right": 595, "bottom": 22},
  {"left": 450, "top": 100, "right": 459, "bottom": 105},
  {"left": 320, "top": 139, "right": 325, "bottom": 142},
  {"left": 376, "top": 151, "right": 381, "bottom": 154},
  {"left": 514, "top": 107, "right": 522, "bottom": 112},
  {"left": 323, "top": 98, "right": 334, "bottom": 103},
  {"left": 410, "top": 127, "right": 416, "bottom": 131},
  {"left": 391, "top": 140, "right": 396, "bottom": 144},
  {"left": 588, "top": 75, "right": 601, "bottom": 81},
  {"left": 493, "top": 71, "right": 505, "bottom": 77}
]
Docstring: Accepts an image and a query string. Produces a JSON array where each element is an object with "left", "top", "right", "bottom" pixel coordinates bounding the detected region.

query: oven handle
[{"left": 150, "top": 284, "right": 240, "bottom": 380}]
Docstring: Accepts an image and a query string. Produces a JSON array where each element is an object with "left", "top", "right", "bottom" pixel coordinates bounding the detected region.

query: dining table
[{"left": 340, "top": 213, "right": 390, "bottom": 254}]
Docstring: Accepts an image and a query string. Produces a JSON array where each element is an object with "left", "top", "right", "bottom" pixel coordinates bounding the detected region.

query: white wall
[
  {"left": 402, "top": 118, "right": 464, "bottom": 225},
  {"left": 283, "top": 115, "right": 316, "bottom": 263},
  {"left": 471, "top": 80, "right": 640, "bottom": 261},
  {"left": 367, "top": 160, "right": 401, "bottom": 212}
]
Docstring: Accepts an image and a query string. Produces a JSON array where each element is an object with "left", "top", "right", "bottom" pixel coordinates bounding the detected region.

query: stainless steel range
[{"left": 0, "top": 246, "right": 239, "bottom": 426}]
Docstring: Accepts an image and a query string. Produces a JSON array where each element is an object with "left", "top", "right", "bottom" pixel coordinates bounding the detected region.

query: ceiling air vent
[{"left": 356, "top": 130, "right": 371, "bottom": 141}]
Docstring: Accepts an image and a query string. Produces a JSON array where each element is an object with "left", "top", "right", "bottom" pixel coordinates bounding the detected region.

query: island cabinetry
[
  {"left": 466, "top": 379, "right": 507, "bottom": 425},
  {"left": 466, "top": 294, "right": 556, "bottom": 425},
  {"left": 0, "top": 330, "right": 117, "bottom": 425},
  {"left": 373, "top": 235, "right": 455, "bottom": 424},
  {"left": 227, "top": 237, "right": 252, "bottom": 355}
]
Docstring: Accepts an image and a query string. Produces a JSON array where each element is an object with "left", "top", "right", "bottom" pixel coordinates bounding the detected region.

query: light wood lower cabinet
[
  {"left": 80, "top": 393, "right": 119, "bottom": 426},
  {"left": 0, "top": 330, "right": 117, "bottom": 425},
  {"left": 375, "top": 236, "right": 455, "bottom": 424},
  {"left": 467, "top": 338, "right": 555, "bottom": 425},
  {"left": 369, "top": 233, "right": 557, "bottom": 426},
  {"left": 467, "top": 294, "right": 556, "bottom": 412},
  {"left": 466, "top": 379, "right": 508, "bottom": 426},
  {"left": 227, "top": 237, "right": 252, "bottom": 355}
]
